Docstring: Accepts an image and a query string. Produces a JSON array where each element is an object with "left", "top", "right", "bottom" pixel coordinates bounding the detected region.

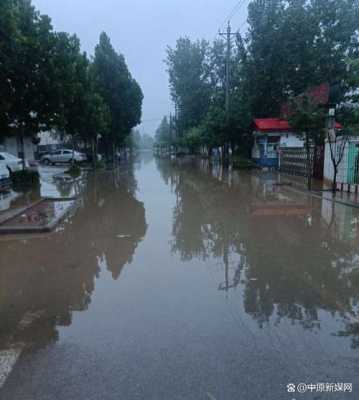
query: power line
[
  {"left": 215, "top": 0, "right": 249, "bottom": 42},
  {"left": 219, "top": 0, "right": 247, "bottom": 31},
  {"left": 228, "top": 0, "right": 247, "bottom": 21}
]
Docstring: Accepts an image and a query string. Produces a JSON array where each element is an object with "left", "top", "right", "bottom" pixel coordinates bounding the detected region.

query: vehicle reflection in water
[
  {"left": 0, "top": 165, "right": 147, "bottom": 351},
  {"left": 0, "top": 166, "right": 87, "bottom": 215},
  {"left": 156, "top": 157, "right": 359, "bottom": 349}
]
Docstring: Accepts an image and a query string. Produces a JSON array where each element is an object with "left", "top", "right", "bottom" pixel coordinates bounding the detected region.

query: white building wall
[
  {"left": 324, "top": 138, "right": 359, "bottom": 183},
  {"left": 23, "top": 138, "right": 35, "bottom": 160},
  {"left": 39, "top": 130, "right": 61, "bottom": 146},
  {"left": 2, "top": 137, "right": 18, "bottom": 156},
  {"left": 0, "top": 137, "right": 35, "bottom": 160},
  {"left": 279, "top": 133, "right": 304, "bottom": 148}
]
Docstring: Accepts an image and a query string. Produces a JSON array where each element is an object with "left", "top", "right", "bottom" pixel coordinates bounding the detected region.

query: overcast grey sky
[{"left": 32, "top": 0, "right": 248, "bottom": 135}]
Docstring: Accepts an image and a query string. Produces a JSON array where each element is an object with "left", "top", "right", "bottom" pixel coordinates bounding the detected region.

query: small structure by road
[{"left": 251, "top": 118, "right": 304, "bottom": 168}]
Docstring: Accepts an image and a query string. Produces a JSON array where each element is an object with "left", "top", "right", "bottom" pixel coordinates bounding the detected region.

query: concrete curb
[
  {"left": 0, "top": 199, "right": 77, "bottom": 235},
  {"left": 336, "top": 182, "right": 359, "bottom": 194}
]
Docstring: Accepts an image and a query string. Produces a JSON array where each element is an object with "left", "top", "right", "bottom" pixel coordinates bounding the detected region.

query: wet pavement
[{"left": 1, "top": 156, "right": 359, "bottom": 399}]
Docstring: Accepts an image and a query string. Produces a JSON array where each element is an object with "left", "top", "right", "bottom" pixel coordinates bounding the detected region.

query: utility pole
[
  {"left": 219, "top": 21, "right": 235, "bottom": 121},
  {"left": 219, "top": 22, "right": 236, "bottom": 164},
  {"left": 225, "top": 22, "right": 231, "bottom": 120}
]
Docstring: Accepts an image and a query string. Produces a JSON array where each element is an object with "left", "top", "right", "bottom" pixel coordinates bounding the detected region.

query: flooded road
[{"left": 1, "top": 155, "right": 359, "bottom": 399}]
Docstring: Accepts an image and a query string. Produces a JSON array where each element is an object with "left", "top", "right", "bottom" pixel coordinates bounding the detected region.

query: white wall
[
  {"left": 279, "top": 133, "right": 304, "bottom": 148},
  {"left": 324, "top": 138, "right": 353, "bottom": 183},
  {"left": 0, "top": 137, "right": 35, "bottom": 160},
  {"left": 39, "top": 130, "right": 61, "bottom": 146}
]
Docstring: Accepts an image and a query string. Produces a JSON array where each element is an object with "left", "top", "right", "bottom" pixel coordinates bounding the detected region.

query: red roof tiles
[
  {"left": 254, "top": 118, "right": 291, "bottom": 132},
  {"left": 254, "top": 118, "right": 342, "bottom": 132}
]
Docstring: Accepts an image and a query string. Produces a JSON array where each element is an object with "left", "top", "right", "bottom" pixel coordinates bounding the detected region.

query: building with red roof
[
  {"left": 252, "top": 118, "right": 305, "bottom": 167},
  {"left": 252, "top": 83, "right": 343, "bottom": 168}
]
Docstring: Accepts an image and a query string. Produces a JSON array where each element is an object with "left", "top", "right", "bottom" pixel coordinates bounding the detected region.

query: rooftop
[{"left": 254, "top": 118, "right": 342, "bottom": 133}]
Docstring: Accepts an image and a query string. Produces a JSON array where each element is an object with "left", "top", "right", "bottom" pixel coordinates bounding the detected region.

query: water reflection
[
  {"left": 157, "top": 158, "right": 359, "bottom": 347},
  {"left": 0, "top": 165, "right": 147, "bottom": 350},
  {"left": 0, "top": 167, "right": 83, "bottom": 214}
]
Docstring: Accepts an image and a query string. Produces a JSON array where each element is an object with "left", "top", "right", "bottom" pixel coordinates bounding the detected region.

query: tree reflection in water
[
  {"left": 156, "top": 157, "right": 359, "bottom": 348},
  {"left": 0, "top": 164, "right": 147, "bottom": 350}
]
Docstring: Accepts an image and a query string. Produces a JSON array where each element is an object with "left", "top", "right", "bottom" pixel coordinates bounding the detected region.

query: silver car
[
  {"left": 0, "top": 164, "right": 11, "bottom": 192},
  {"left": 0, "top": 151, "right": 27, "bottom": 173},
  {"left": 41, "top": 149, "right": 87, "bottom": 165}
]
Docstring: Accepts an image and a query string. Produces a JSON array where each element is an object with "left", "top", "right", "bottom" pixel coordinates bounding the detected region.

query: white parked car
[
  {"left": 41, "top": 149, "right": 87, "bottom": 165},
  {"left": 0, "top": 152, "right": 26, "bottom": 173},
  {"left": 0, "top": 164, "right": 11, "bottom": 192}
]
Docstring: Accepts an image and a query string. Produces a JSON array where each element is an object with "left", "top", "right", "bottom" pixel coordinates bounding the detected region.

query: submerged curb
[{"left": 286, "top": 184, "right": 359, "bottom": 209}]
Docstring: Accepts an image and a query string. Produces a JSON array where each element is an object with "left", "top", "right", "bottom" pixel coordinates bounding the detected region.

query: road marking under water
[
  {"left": 0, "top": 348, "right": 22, "bottom": 389},
  {"left": 0, "top": 309, "right": 46, "bottom": 389}
]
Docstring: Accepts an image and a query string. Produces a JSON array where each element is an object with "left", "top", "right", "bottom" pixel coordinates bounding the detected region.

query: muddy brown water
[{"left": 1, "top": 155, "right": 359, "bottom": 400}]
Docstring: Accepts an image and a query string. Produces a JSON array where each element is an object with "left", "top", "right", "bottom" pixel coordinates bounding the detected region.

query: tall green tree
[
  {"left": 80, "top": 90, "right": 110, "bottom": 168},
  {"left": 166, "top": 38, "right": 211, "bottom": 135},
  {"left": 51, "top": 32, "right": 90, "bottom": 152},
  {"left": 92, "top": 32, "right": 143, "bottom": 160},
  {"left": 244, "top": 0, "right": 287, "bottom": 116},
  {"left": 1, "top": 0, "right": 58, "bottom": 166},
  {"left": 244, "top": 0, "right": 359, "bottom": 117},
  {"left": 0, "top": 0, "right": 19, "bottom": 133}
]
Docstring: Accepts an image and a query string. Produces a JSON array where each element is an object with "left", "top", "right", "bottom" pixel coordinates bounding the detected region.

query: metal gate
[
  {"left": 347, "top": 143, "right": 359, "bottom": 184},
  {"left": 279, "top": 145, "right": 324, "bottom": 179}
]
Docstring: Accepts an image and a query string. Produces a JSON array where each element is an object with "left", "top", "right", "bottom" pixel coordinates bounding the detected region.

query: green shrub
[
  {"left": 65, "top": 164, "right": 81, "bottom": 178},
  {"left": 11, "top": 169, "right": 40, "bottom": 189},
  {"left": 95, "top": 160, "right": 105, "bottom": 170}
]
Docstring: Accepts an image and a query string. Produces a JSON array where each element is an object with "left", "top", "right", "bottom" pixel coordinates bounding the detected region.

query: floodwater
[{"left": 1, "top": 155, "right": 359, "bottom": 400}]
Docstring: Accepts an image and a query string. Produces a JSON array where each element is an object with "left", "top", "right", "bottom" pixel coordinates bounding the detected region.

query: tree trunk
[
  {"left": 332, "top": 165, "right": 338, "bottom": 195},
  {"left": 305, "top": 132, "right": 312, "bottom": 191},
  {"left": 112, "top": 142, "right": 116, "bottom": 169},
  {"left": 91, "top": 138, "right": 96, "bottom": 170},
  {"left": 222, "top": 143, "right": 230, "bottom": 167},
  {"left": 230, "top": 140, "right": 236, "bottom": 156},
  {"left": 19, "top": 130, "right": 26, "bottom": 170}
]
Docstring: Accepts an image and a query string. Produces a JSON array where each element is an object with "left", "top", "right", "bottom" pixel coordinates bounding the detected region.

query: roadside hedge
[{"left": 11, "top": 170, "right": 40, "bottom": 189}]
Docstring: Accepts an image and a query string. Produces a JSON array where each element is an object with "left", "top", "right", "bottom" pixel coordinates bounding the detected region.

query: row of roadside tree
[
  {"left": 156, "top": 0, "right": 359, "bottom": 172},
  {"left": 0, "top": 0, "right": 143, "bottom": 167}
]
